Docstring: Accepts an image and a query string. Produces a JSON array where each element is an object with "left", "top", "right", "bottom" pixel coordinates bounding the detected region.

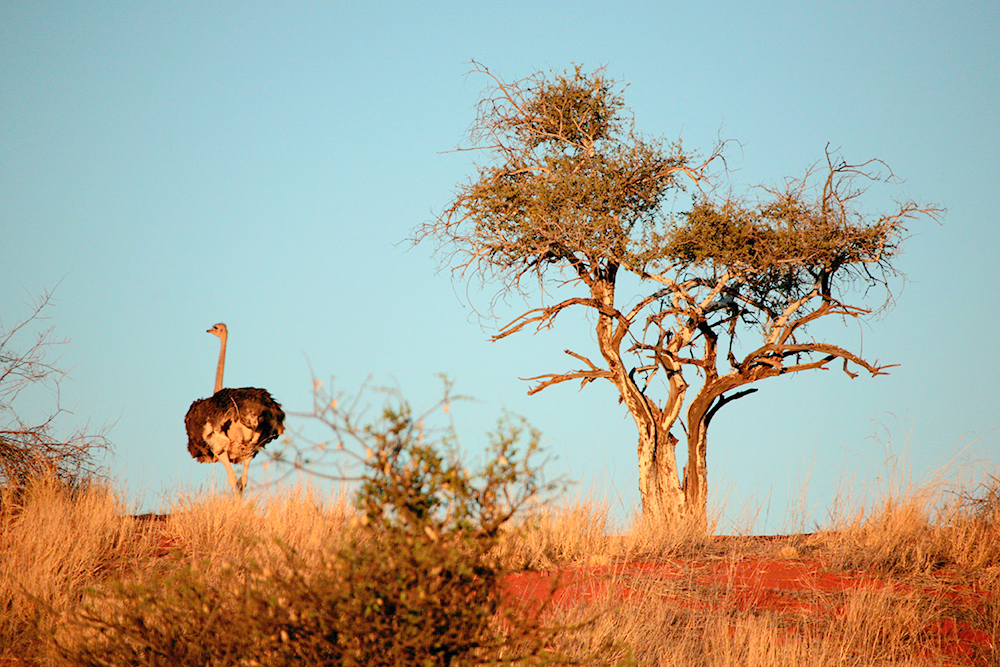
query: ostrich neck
[{"left": 214, "top": 335, "right": 227, "bottom": 394}]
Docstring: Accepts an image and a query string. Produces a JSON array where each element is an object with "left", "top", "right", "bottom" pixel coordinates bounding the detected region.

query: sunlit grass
[
  {"left": 526, "top": 463, "right": 1000, "bottom": 666},
  {"left": 1, "top": 460, "right": 997, "bottom": 665}
]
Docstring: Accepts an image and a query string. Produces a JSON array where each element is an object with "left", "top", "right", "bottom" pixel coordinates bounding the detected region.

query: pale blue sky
[{"left": 3, "top": 1, "right": 997, "bottom": 531}]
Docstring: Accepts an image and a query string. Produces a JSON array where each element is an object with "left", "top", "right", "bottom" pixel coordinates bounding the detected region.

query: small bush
[{"left": 1, "top": 290, "right": 111, "bottom": 505}]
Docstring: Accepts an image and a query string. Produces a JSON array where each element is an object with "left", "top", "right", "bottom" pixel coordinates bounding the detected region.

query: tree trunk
[
  {"left": 682, "top": 420, "right": 709, "bottom": 524},
  {"left": 682, "top": 375, "right": 754, "bottom": 525},
  {"left": 591, "top": 274, "right": 693, "bottom": 522},
  {"left": 636, "top": 422, "right": 686, "bottom": 520}
]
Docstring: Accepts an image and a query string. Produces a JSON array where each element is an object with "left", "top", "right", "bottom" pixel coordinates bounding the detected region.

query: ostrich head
[{"left": 208, "top": 323, "right": 227, "bottom": 339}]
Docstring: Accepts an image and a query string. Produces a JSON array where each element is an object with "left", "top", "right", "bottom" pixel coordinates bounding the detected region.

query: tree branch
[
  {"left": 492, "top": 298, "right": 598, "bottom": 341},
  {"left": 705, "top": 388, "right": 758, "bottom": 428}
]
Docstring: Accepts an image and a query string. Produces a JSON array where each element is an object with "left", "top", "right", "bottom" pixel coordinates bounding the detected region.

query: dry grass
[
  {"left": 0, "top": 475, "right": 152, "bottom": 659},
  {"left": 1, "top": 466, "right": 998, "bottom": 665},
  {"left": 496, "top": 492, "right": 719, "bottom": 572},
  {"left": 159, "top": 484, "right": 353, "bottom": 573},
  {"left": 0, "top": 478, "right": 354, "bottom": 664},
  {"left": 549, "top": 566, "right": 999, "bottom": 666},
  {"left": 516, "top": 470, "right": 1000, "bottom": 666}
]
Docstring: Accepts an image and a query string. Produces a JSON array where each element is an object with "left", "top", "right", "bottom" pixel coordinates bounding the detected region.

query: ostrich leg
[
  {"left": 239, "top": 461, "right": 250, "bottom": 494},
  {"left": 217, "top": 451, "right": 242, "bottom": 498}
]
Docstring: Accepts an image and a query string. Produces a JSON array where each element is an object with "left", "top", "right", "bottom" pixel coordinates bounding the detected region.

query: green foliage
[
  {"left": 357, "top": 402, "right": 544, "bottom": 539},
  {"left": 515, "top": 65, "right": 625, "bottom": 151},
  {"left": 426, "top": 62, "right": 932, "bottom": 319},
  {"left": 673, "top": 194, "right": 899, "bottom": 274},
  {"left": 446, "top": 63, "right": 692, "bottom": 289},
  {"left": 665, "top": 172, "right": 914, "bottom": 316},
  {"left": 52, "top": 385, "right": 570, "bottom": 666}
]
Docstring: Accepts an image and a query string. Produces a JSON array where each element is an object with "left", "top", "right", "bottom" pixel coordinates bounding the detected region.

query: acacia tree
[{"left": 417, "top": 63, "right": 938, "bottom": 523}]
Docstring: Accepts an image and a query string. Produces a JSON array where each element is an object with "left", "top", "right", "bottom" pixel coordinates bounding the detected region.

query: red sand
[{"left": 501, "top": 557, "right": 994, "bottom": 664}]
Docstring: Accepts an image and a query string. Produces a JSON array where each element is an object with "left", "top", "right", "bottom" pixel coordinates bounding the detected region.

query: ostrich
[{"left": 185, "top": 323, "right": 285, "bottom": 497}]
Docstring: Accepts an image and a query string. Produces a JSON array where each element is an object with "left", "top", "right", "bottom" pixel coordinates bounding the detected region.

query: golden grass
[
  {"left": 1, "top": 466, "right": 997, "bottom": 665},
  {"left": 496, "top": 491, "right": 720, "bottom": 572},
  {"left": 520, "top": 468, "right": 1000, "bottom": 666},
  {"left": 160, "top": 484, "right": 353, "bottom": 573},
  {"left": 553, "top": 580, "right": 966, "bottom": 666},
  {"left": 0, "top": 478, "right": 354, "bottom": 663},
  {"left": 0, "top": 475, "right": 153, "bottom": 658}
]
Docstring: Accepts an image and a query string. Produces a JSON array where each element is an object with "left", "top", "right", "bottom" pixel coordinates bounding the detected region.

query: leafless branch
[{"left": 1, "top": 289, "right": 111, "bottom": 492}]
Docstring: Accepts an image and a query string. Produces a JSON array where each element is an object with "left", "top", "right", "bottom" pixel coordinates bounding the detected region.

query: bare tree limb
[{"left": 1, "top": 289, "right": 111, "bottom": 491}]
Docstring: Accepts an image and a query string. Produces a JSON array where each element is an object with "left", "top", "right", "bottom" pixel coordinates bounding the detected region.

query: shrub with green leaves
[{"left": 53, "top": 383, "right": 564, "bottom": 666}]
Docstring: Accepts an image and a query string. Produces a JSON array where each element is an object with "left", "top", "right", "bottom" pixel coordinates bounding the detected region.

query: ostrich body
[{"left": 185, "top": 323, "right": 285, "bottom": 497}]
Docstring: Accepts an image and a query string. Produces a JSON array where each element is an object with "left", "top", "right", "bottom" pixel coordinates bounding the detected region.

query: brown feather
[{"left": 185, "top": 387, "right": 285, "bottom": 464}]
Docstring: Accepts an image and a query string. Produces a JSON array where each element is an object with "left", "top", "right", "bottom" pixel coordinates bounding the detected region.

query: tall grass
[
  {"left": 496, "top": 489, "right": 722, "bottom": 573},
  {"left": 816, "top": 467, "right": 1000, "bottom": 575},
  {"left": 162, "top": 484, "right": 353, "bottom": 574},
  {"left": 0, "top": 474, "right": 150, "bottom": 658},
  {"left": 2, "top": 461, "right": 997, "bottom": 665},
  {"left": 525, "top": 467, "right": 1000, "bottom": 666},
  {"left": 0, "top": 478, "right": 354, "bottom": 663}
]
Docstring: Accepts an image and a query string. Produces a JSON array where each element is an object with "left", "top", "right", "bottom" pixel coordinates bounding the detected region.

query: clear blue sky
[{"left": 3, "top": 1, "right": 997, "bottom": 532}]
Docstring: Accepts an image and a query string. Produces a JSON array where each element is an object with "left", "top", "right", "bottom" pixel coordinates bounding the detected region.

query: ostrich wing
[{"left": 185, "top": 387, "right": 285, "bottom": 463}]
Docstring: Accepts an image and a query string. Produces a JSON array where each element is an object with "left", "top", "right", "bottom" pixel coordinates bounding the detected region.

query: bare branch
[
  {"left": 1, "top": 289, "right": 111, "bottom": 490},
  {"left": 705, "top": 388, "right": 758, "bottom": 428},
  {"left": 492, "top": 297, "right": 597, "bottom": 341},
  {"left": 522, "top": 348, "right": 611, "bottom": 395}
]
